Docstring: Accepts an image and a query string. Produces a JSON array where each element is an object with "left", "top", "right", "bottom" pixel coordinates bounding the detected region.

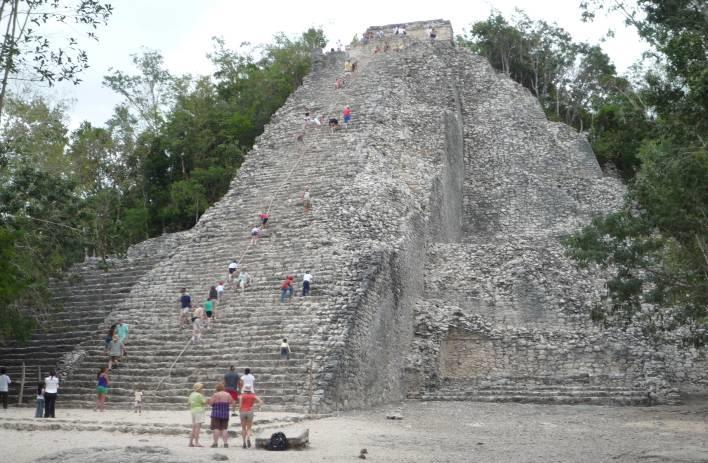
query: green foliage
[
  {"left": 0, "top": 96, "right": 69, "bottom": 173},
  {"left": 0, "top": 167, "right": 85, "bottom": 342},
  {"left": 566, "top": 1, "right": 708, "bottom": 342},
  {"left": 0, "top": 0, "right": 113, "bottom": 117}
]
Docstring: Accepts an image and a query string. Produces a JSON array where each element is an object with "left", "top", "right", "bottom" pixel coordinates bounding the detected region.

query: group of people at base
[{"left": 189, "top": 366, "right": 263, "bottom": 449}]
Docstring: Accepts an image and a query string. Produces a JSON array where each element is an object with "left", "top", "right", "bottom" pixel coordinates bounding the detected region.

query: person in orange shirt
[{"left": 238, "top": 390, "right": 264, "bottom": 448}]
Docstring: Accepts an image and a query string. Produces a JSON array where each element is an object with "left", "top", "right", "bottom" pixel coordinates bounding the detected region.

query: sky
[{"left": 36, "top": 0, "right": 646, "bottom": 129}]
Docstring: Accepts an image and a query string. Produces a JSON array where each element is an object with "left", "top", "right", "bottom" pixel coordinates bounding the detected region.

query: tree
[
  {"left": 103, "top": 51, "right": 190, "bottom": 133},
  {"left": 0, "top": 95, "right": 69, "bottom": 173},
  {"left": 566, "top": 0, "right": 708, "bottom": 343},
  {"left": 0, "top": 0, "right": 112, "bottom": 118},
  {"left": 0, "top": 166, "right": 86, "bottom": 342}
]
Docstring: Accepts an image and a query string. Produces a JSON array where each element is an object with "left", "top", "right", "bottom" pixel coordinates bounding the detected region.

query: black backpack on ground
[{"left": 266, "top": 432, "right": 288, "bottom": 451}]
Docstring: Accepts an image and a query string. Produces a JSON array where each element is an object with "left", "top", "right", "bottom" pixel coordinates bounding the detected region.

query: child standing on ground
[
  {"left": 35, "top": 381, "right": 44, "bottom": 418},
  {"left": 134, "top": 385, "right": 143, "bottom": 414}
]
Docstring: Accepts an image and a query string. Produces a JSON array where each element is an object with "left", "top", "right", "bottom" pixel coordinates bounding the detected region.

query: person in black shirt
[
  {"left": 224, "top": 366, "right": 241, "bottom": 417},
  {"left": 179, "top": 288, "right": 192, "bottom": 329}
]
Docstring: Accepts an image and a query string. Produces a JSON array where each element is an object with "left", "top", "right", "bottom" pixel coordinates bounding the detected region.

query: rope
[
  {"left": 155, "top": 337, "right": 192, "bottom": 392},
  {"left": 155, "top": 129, "right": 315, "bottom": 392}
]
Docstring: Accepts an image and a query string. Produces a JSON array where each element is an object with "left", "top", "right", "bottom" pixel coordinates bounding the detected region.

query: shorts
[
  {"left": 251, "top": 231, "right": 259, "bottom": 236},
  {"left": 191, "top": 411, "right": 203, "bottom": 424},
  {"left": 96, "top": 386, "right": 108, "bottom": 395},
  {"left": 226, "top": 389, "right": 239, "bottom": 401},
  {"left": 181, "top": 307, "right": 190, "bottom": 314},
  {"left": 261, "top": 217, "right": 268, "bottom": 225},
  {"left": 110, "top": 355, "right": 121, "bottom": 362},
  {"left": 205, "top": 311, "right": 213, "bottom": 318},
  {"left": 229, "top": 268, "right": 236, "bottom": 274},
  {"left": 134, "top": 400, "right": 142, "bottom": 408},
  {"left": 343, "top": 114, "right": 351, "bottom": 123},
  {"left": 210, "top": 417, "right": 229, "bottom": 430},
  {"left": 240, "top": 411, "right": 254, "bottom": 421}
]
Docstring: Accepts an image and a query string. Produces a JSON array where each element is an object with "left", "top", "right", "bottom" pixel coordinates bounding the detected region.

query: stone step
[
  {"left": 418, "top": 392, "right": 649, "bottom": 406},
  {"left": 0, "top": 413, "right": 310, "bottom": 436}
]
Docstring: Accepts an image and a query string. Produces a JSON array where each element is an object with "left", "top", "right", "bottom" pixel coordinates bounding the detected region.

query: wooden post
[
  {"left": 17, "top": 362, "right": 25, "bottom": 405},
  {"left": 307, "top": 358, "right": 314, "bottom": 415}
]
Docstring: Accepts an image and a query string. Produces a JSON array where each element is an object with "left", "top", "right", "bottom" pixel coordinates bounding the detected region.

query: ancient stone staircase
[
  {"left": 419, "top": 379, "right": 650, "bottom": 405},
  {"left": 53, "top": 38, "right": 449, "bottom": 411},
  {"left": 0, "top": 233, "right": 186, "bottom": 401},
  {"left": 4, "top": 20, "right": 703, "bottom": 412}
]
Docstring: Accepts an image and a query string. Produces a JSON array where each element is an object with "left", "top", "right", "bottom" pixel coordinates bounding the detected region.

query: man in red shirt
[{"left": 279, "top": 275, "right": 294, "bottom": 303}]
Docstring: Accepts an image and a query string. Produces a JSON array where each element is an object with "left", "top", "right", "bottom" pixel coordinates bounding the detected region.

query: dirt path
[{"left": 2, "top": 401, "right": 706, "bottom": 462}]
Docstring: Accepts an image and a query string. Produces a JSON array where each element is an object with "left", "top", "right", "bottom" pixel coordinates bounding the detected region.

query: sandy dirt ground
[{"left": 1, "top": 400, "right": 707, "bottom": 462}]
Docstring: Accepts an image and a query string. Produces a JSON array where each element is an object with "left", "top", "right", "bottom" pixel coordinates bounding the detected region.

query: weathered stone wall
[
  {"left": 402, "top": 35, "right": 707, "bottom": 403},
  {"left": 409, "top": 304, "right": 708, "bottom": 402}
]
